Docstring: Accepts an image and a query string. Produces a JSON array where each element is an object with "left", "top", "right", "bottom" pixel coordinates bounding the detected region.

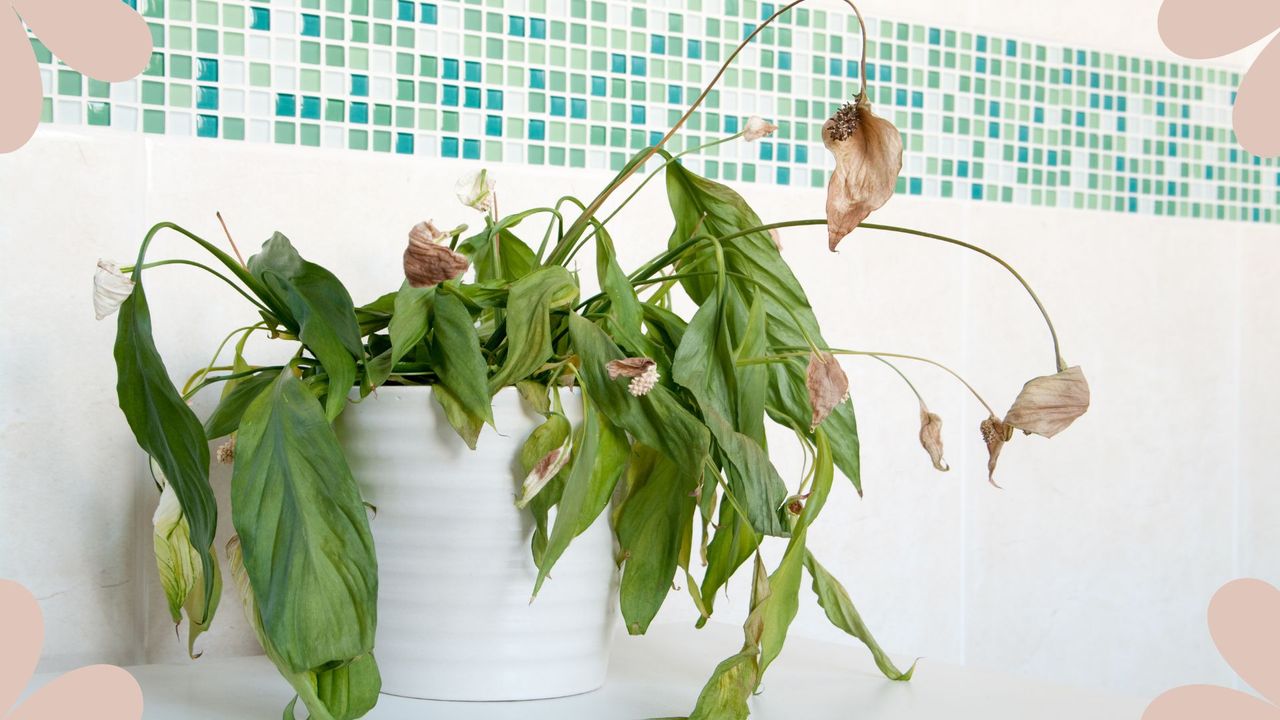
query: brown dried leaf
[
  {"left": 403, "top": 221, "right": 469, "bottom": 288},
  {"left": 919, "top": 406, "right": 949, "bottom": 472},
  {"left": 822, "top": 95, "right": 903, "bottom": 251},
  {"left": 515, "top": 442, "right": 571, "bottom": 509},
  {"left": 980, "top": 416, "right": 1014, "bottom": 487},
  {"left": 806, "top": 351, "right": 849, "bottom": 429},
  {"left": 606, "top": 357, "right": 656, "bottom": 379},
  {"left": 1004, "top": 366, "right": 1090, "bottom": 438}
]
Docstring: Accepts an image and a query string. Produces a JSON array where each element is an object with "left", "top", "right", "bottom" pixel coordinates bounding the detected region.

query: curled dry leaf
[
  {"left": 980, "top": 416, "right": 1014, "bottom": 487},
  {"left": 822, "top": 95, "right": 904, "bottom": 251},
  {"left": 1004, "top": 366, "right": 1091, "bottom": 438},
  {"left": 918, "top": 406, "right": 949, "bottom": 471},
  {"left": 743, "top": 116, "right": 778, "bottom": 141},
  {"left": 806, "top": 351, "right": 850, "bottom": 429},
  {"left": 516, "top": 440, "right": 571, "bottom": 508},
  {"left": 403, "top": 221, "right": 469, "bottom": 288},
  {"left": 606, "top": 357, "right": 660, "bottom": 396},
  {"left": 94, "top": 259, "right": 134, "bottom": 320}
]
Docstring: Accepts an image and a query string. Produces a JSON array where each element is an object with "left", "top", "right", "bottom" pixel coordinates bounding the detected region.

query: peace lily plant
[{"left": 97, "top": 1, "right": 1089, "bottom": 718}]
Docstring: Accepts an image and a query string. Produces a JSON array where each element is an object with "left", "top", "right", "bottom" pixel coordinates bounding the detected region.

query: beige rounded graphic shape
[
  {"left": 0, "top": 0, "right": 152, "bottom": 153},
  {"left": 1143, "top": 579, "right": 1280, "bottom": 720},
  {"left": 1159, "top": 0, "right": 1280, "bottom": 157},
  {"left": 0, "top": 579, "right": 143, "bottom": 719}
]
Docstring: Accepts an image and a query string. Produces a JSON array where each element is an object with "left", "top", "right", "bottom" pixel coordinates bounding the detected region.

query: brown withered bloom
[
  {"left": 806, "top": 351, "right": 850, "bottom": 429},
  {"left": 822, "top": 94, "right": 903, "bottom": 252},
  {"left": 1004, "top": 366, "right": 1091, "bottom": 438},
  {"left": 919, "top": 406, "right": 949, "bottom": 471},
  {"left": 980, "top": 416, "right": 1014, "bottom": 487},
  {"left": 606, "top": 357, "right": 659, "bottom": 396},
  {"left": 403, "top": 220, "right": 469, "bottom": 288}
]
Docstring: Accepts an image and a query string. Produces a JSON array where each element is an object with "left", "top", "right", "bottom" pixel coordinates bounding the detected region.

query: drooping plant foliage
[{"left": 101, "top": 2, "right": 1089, "bottom": 718}]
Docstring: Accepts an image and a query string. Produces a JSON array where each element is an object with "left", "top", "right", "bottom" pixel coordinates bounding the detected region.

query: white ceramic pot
[{"left": 335, "top": 386, "right": 618, "bottom": 701}]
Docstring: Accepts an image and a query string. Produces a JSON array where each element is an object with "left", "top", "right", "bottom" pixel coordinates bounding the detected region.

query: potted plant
[{"left": 97, "top": 2, "right": 1089, "bottom": 717}]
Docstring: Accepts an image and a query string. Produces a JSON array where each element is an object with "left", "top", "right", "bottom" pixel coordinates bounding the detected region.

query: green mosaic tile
[{"left": 25, "top": 0, "right": 1276, "bottom": 222}]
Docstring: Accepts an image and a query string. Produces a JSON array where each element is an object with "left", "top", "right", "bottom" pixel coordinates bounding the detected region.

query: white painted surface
[
  {"left": 335, "top": 387, "right": 617, "bottom": 701},
  {"left": 26, "top": 622, "right": 1148, "bottom": 718}
]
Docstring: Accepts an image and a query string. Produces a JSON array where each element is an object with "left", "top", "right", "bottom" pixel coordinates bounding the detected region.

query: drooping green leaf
[
  {"left": 231, "top": 368, "right": 378, "bottom": 675},
  {"left": 519, "top": 411, "right": 573, "bottom": 565},
  {"left": 593, "top": 224, "right": 653, "bottom": 358},
  {"left": 247, "top": 234, "right": 363, "bottom": 420},
  {"left": 567, "top": 312, "right": 709, "bottom": 474},
  {"left": 366, "top": 282, "right": 434, "bottom": 389},
  {"left": 664, "top": 163, "right": 862, "bottom": 492},
  {"left": 354, "top": 290, "right": 397, "bottom": 336},
  {"left": 432, "top": 383, "right": 484, "bottom": 450},
  {"left": 734, "top": 297, "right": 769, "bottom": 446},
  {"left": 532, "top": 398, "right": 629, "bottom": 597},
  {"left": 115, "top": 281, "right": 218, "bottom": 615},
  {"left": 616, "top": 445, "right": 697, "bottom": 635},
  {"left": 516, "top": 380, "right": 551, "bottom": 416},
  {"left": 686, "top": 555, "right": 772, "bottom": 720},
  {"left": 698, "top": 495, "right": 758, "bottom": 626},
  {"left": 204, "top": 370, "right": 276, "bottom": 439},
  {"left": 805, "top": 549, "right": 916, "bottom": 682},
  {"left": 227, "top": 536, "right": 381, "bottom": 720},
  {"left": 674, "top": 288, "right": 788, "bottom": 537},
  {"left": 489, "top": 266, "right": 578, "bottom": 391},
  {"left": 431, "top": 288, "right": 492, "bottom": 427}
]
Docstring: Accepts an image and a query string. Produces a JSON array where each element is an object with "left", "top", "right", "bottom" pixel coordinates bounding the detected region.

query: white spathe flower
[
  {"left": 455, "top": 169, "right": 496, "bottom": 213},
  {"left": 743, "top": 116, "right": 778, "bottom": 142},
  {"left": 94, "top": 260, "right": 134, "bottom": 320}
]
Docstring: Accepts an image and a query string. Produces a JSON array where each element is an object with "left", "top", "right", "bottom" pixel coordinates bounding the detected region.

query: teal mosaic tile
[{"left": 30, "top": 0, "right": 1280, "bottom": 222}]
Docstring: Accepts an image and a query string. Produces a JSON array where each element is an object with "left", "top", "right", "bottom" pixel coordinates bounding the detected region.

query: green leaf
[
  {"left": 228, "top": 536, "right": 381, "bottom": 720},
  {"left": 804, "top": 549, "right": 916, "bottom": 681},
  {"left": 566, "top": 312, "right": 710, "bottom": 473},
  {"left": 248, "top": 234, "right": 363, "bottom": 420},
  {"left": 489, "top": 266, "right": 578, "bottom": 391},
  {"left": 734, "top": 297, "right": 769, "bottom": 446},
  {"left": 664, "top": 163, "right": 862, "bottom": 492},
  {"left": 674, "top": 288, "right": 788, "bottom": 537},
  {"left": 686, "top": 555, "right": 771, "bottom": 720},
  {"left": 532, "top": 398, "right": 628, "bottom": 597},
  {"left": 231, "top": 369, "right": 378, "bottom": 675},
  {"left": 698, "top": 494, "right": 758, "bottom": 626},
  {"left": 519, "top": 411, "right": 573, "bottom": 565},
  {"left": 432, "top": 384, "right": 484, "bottom": 450},
  {"left": 431, "top": 288, "right": 493, "bottom": 426},
  {"left": 204, "top": 370, "right": 276, "bottom": 439},
  {"left": 616, "top": 445, "right": 697, "bottom": 635},
  {"left": 593, "top": 224, "right": 653, "bottom": 358},
  {"left": 458, "top": 220, "right": 539, "bottom": 283},
  {"left": 115, "top": 281, "right": 218, "bottom": 615},
  {"left": 366, "top": 283, "right": 435, "bottom": 389}
]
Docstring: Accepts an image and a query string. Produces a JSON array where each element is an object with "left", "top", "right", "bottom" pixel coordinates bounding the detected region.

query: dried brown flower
[
  {"left": 919, "top": 406, "right": 949, "bottom": 472},
  {"left": 822, "top": 95, "right": 903, "bottom": 251},
  {"left": 216, "top": 437, "right": 236, "bottom": 465},
  {"left": 606, "top": 357, "right": 659, "bottom": 396},
  {"left": 1004, "top": 366, "right": 1091, "bottom": 438},
  {"left": 806, "top": 351, "right": 850, "bottom": 429},
  {"left": 403, "top": 220, "right": 469, "bottom": 288},
  {"left": 743, "top": 116, "right": 778, "bottom": 142},
  {"left": 980, "top": 416, "right": 1014, "bottom": 487}
]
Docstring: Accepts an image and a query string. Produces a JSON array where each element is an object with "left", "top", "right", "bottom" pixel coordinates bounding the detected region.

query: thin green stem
[
  {"left": 181, "top": 365, "right": 283, "bottom": 401},
  {"left": 860, "top": 222, "right": 1066, "bottom": 372},
  {"left": 124, "top": 259, "right": 272, "bottom": 315},
  {"left": 183, "top": 324, "right": 266, "bottom": 395},
  {"left": 868, "top": 355, "right": 926, "bottom": 408},
  {"left": 548, "top": 0, "right": 869, "bottom": 262},
  {"left": 746, "top": 348, "right": 997, "bottom": 417},
  {"left": 597, "top": 132, "right": 745, "bottom": 229}
]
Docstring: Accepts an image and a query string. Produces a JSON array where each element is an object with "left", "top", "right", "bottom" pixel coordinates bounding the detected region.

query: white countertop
[{"left": 36, "top": 622, "right": 1147, "bottom": 719}]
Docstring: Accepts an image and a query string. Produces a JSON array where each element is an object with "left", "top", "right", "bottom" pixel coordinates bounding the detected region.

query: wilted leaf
[
  {"left": 805, "top": 550, "right": 916, "bottom": 681},
  {"left": 489, "top": 266, "right": 578, "bottom": 391}
]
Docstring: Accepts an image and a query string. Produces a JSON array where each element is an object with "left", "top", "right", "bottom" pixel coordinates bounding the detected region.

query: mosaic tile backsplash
[{"left": 29, "top": 0, "right": 1280, "bottom": 223}]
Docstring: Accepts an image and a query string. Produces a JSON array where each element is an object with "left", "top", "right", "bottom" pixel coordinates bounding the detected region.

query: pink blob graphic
[
  {"left": 1142, "top": 579, "right": 1280, "bottom": 720},
  {"left": 0, "top": 0, "right": 152, "bottom": 153},
  {"left": 0, "top": 579, "right": 143, "bottom": 720}
]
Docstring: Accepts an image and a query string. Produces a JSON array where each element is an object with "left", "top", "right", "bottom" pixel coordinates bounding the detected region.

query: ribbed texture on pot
[{"left": 336, "top": 386, "right": 618, "bottom": 701}]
